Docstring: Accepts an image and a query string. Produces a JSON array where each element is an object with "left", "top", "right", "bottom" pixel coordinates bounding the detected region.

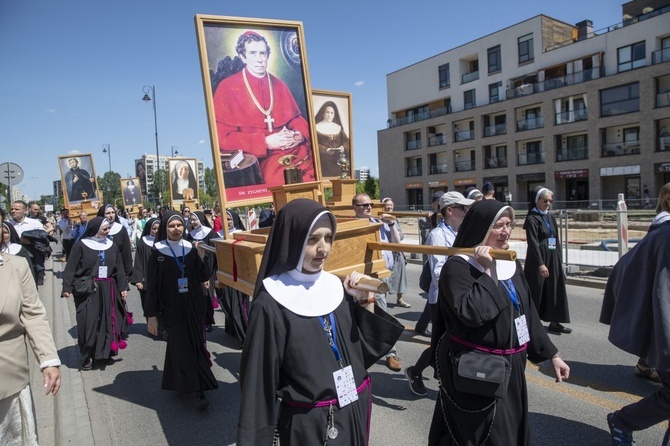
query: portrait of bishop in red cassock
[{"left": 212, "top": 30, "right": 315, "bottom": 195}]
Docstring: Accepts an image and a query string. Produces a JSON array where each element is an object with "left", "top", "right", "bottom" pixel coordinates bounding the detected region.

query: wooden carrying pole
[{"left": 367, "top": 242, "right": 517, "bottom": 261}]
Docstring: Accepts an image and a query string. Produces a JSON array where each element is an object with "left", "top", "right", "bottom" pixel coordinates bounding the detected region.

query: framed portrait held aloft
[
  {"left": 312, "top": 89, "right": 354, "bottom": 181},
  {"left": 194, "top": 15, "right": 319, "bottom": 208},
  {"left": 168, "top": 158, "right": 199, "bottom": 206},
  {"left": 57, "top": 154, "right": 100, "bottom": 207},
  {"left": 120, "top": 177, "right": 143, "bottom": 208}
]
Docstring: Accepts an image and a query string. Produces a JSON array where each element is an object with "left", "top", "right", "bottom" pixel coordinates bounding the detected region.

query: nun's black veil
[
  {"left": 156, "top": 211, "right": 184, "bottom": 242},
  {"left": 252, "top": 199, "right": 337, "bottom": 299},
  {"left": 227, "top": 209, "right": 246, "bottom": 231},
  {"left": 97, "top": 204, "right": 121, "bottom": 223},
  {"left": 141, "top": 217, "right": 160, "bottom": 239},
  {"left": 192, "top": 211, "right": 212, "bottom": 229},
  {"left": 453, "top": 199, "right": 513, "bottom": 248},
  {"left": 81, "top": 217, "right": 106, "bottom": 239},
  {"left": 528, "top": 185, "right": 546, "bottom": 209}
]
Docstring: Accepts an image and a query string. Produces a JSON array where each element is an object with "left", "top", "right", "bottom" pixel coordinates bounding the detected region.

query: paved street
[{"left": 30, "top": 251, "right": 666, "bottom": 445}]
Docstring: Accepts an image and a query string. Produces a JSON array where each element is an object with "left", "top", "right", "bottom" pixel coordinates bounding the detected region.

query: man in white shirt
[{"left": 133, "top": 208, "right": 150, "bottom": 246}]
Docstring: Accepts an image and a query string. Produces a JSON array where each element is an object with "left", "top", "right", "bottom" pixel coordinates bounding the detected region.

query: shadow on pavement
[{"left": 529, "top": 412, "right": 608, "bottom": 444}]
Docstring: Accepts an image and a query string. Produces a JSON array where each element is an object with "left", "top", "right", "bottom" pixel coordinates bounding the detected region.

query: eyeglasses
[
  {"left": 452, "top": 205, "right": 468, "bottom": 212},
  {"left": 492, "top": 222, "right": 515, "bottom": 231},
  {"left": 354, "top": 203, "right": 373, "bottom": 208},
  {"left": 542, "top": 199, "right": 553, "bottom": 203}
]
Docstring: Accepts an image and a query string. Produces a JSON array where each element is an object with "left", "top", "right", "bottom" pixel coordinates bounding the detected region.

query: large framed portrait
[
  {"left": 57, "top": 154, "right": 100, "bottom": 207},
  {"left": 120, "top": 177, "right": 143, "bottom": 208},
  {"left": 312, "top": 89, "right": 353, "bottom": 180},
  {"left": 195, "top": 15, "right": 319, "bottom": 208},
  {"left": 168, "top": 158, "right": 199, "bottom": 206}
]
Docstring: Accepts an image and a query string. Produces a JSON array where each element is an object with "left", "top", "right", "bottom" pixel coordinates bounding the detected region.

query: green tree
[
  {"left": 204, "top": 167, "right": 218, "bottom": 197},
  {"left": 198, "top": 188, "right": 215, "bottom": 209},
  {"left": 363, "top": 176, "right": 380, "bottom": 199},
  {"left": 149, "top": 170, "right": 170, "bottom": 206},
  {"left": 97, "top": 172, "right": 122, "bottom": 206}
]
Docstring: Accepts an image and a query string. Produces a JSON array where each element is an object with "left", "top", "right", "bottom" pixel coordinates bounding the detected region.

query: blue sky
[{"left": 0, "top": 0, "right": 623, "bottom": 200}]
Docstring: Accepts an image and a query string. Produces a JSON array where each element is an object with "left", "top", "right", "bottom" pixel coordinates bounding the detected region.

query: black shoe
[
  {"left": 547, "top": 323, "right": 572, "bottom": 334},
  {"left": 206, "top": 324, "right": 213, "bottom": 332},
  {"left": 416, "top": 328, "right": 431, "bottom": 338},
  {"left": 404, "top": 366, "right": 427, "bottom": 396},
  {"left": 607, "top": 413, "right": 633, "bottom": 445},
  {"left": 37, "top": 278, "right": 44, "bottom": 286},
  {"left": 195, "top": 391, "right": 209, "bottom": 410},
  {"left": 81, "top": 357, "right": 93, "bottom": 371}
]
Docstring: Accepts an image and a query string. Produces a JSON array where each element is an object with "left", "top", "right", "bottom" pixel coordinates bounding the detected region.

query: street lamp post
[
  {"left": 171, "top": 145, "right": 179, "bottom": 157},
  {"left": 102, "top": 143, "right": 111, "bottom": 174},
  {"left": 142, "top": 85, "right": 161, "bottom": 206}
]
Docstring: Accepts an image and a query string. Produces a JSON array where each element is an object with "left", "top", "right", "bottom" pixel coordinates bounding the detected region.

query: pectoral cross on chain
[{"left": 264, "top": 114, "right": 275, "bottom": 132}]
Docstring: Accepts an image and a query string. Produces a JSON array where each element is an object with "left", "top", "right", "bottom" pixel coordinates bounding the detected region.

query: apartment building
[{"left": 378, "top": 0, "right": 670, "bottom": 209}]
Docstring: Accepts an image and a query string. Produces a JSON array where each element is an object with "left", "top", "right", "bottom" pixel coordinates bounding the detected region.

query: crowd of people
[{"left": 1, "top": 180, "right": 668, "bottom": 445}]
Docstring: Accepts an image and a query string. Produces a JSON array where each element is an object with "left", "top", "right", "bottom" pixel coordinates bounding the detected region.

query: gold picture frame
[
  {"left": 168, "top": 158, "right": 200, "bottom": 206},
  {"left": 57, "top": 153, "right": 100, "bottom": 208},
  {"left": 120, "top": 177, "right": 143, "bottom": 208},
  {"left": 312, "top": 89, "right": 354, "bottom": 181},
  {"left": 194, "top": 15, "right": 320, "bottom": 210}
]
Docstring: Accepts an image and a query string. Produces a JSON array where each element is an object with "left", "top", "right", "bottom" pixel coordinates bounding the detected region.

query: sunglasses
[{"left": 354, "top": 203, "right": 373, "bottom": 208}]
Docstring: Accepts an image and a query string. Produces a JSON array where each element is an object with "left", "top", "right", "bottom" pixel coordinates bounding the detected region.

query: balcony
[
  {"left": 454, "top": 129, "right": 475, "bottom": 142},
  {"left": 555, "top": 109, "right": 588, "bottom": 125},
  {"left": 483, "top": 124, "right": 507, "bottom": 137},
  {"left": 462, "top": 71, "right": 480, "bottom": 84},
  {"left": 557, "top": 146, "right": 588, "bottom": 161},
  {"left": 429, "top": 163, "right": 449, "bottom": 174},
  {"left": 602, "top": 141, "right": 641, "bottom": 157},
  {"left": 405, "top": 140, "right": 422, "bottom": 151},
  {"left": 517, "top": 116, "right": 544, "bottom": 131},
  {"left": 652, "top": 48, "right": 670, "bottom": 65},
  {"left": 455, "top": 160, "right": 476, "bottom": 172},
  {"left": 506, "top": 67, "right": 604, "bottom": 100},
  {"left": 406, "top": 166, "right": 423, "bottom": 177},
  {"left": 518, "top": 151, "right": 545, "bottom": 165},
  {"left": 657, "top": 91, "right": 670, "bottom": 108},
  {"left": 429, "top": 134, "right": 446, "bottom": 146},
  {"left": 485, "top": 156, "right": 508, "bottom": 169},
  {"left": 388, "top": 106, "right": 450, "bottom": 128}
]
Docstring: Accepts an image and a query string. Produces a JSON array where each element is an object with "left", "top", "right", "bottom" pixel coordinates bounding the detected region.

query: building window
[
  {"left": 489, "top": 82, "right": 502, "bottom": 103},
  {"left": 518, "top": 34, "right": 534, "bottom": 64},
  {"left": 439, "top": 63, "right": 450, "bottom": 88},
  {"left": 464, "top": 89, "right": 476, "bottom": 110},
  {"left": 600, "top": 83, "right": 640, "bottom": 117},
  {"left": 488, "top": 45, "right": 501, "bottom": 73},
  {"left": 618, "top": 42, "right": 646, "bottom": 72}
]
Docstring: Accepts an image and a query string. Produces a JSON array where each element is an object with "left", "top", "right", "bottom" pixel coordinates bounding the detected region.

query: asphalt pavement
[{"left": 30, "top": 247, "right": 666, "bottom": 446}]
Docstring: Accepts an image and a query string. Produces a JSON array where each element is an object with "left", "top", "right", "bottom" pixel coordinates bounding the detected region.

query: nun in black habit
[
  {"left": 98, "top": 204, "right": 133, "bottom": 279},
  {"left": 130, "top": 217, "right": 160, "bottom": 318},
  {"left": 61, "top": 217, "right": 129, "bottom": 369},
  {"left": 237, "top": 199, "right": 404, "bottom": 445},
  {"left": 145, "top": 211, "right": 217, "bottom": 409},
  {"left": 429, "top": 200, "right": 569, "bottom": 446},
  {"left": 522, "top": 186, "right": 571, "bottom": 333},
  {"left": 186, "top": 211, "right": 217, "bottom": 330}
]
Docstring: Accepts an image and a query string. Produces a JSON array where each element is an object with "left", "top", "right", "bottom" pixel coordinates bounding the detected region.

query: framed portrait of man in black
[
  {"left": 312, "top": 89, "right": 354, "bottom": 181},
  {"left": 57, "top": 153, "right": 100, "bottom": 207},
  {"left": 195, "top": 15, "right": 319, "bottom": 209}
]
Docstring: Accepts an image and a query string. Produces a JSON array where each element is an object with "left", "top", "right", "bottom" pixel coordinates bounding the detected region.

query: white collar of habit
[
  {"left": 1, "top": 243, "right": 22, "bottom": 255},
  {"left": 189, "top": 226, "right": 212, "bottom": 241},
  {"left": 263, "top": 269, "right": 343, "bottom": 317},
  {"left": 108, "top": 221, "right": 123, "bottom": 235},
  {"left": 142, "top": 235, "right": 155, "bottom": 247},
  {"left": 154, "top": 239, "right": 193, "bottom": 257},
  {"left": 455, "top": 254, "right": 516, "bottom": 282},
  {"left": 81, "top": 237, "right": 114, "bottom": 251}
]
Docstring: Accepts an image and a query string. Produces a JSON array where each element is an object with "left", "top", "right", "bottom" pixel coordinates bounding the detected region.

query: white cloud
[
  {"left": 198, "top": 140, "right": 206, "bottom": 145},
  {"left": 68, "top": 149, "right": 81, "bottom": 154},
  {"left": 45, "top": 109, "right": 56, "bottom": 113},
  {"left": 354, "top": 81, "right": 365, "bottom": 87}
]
